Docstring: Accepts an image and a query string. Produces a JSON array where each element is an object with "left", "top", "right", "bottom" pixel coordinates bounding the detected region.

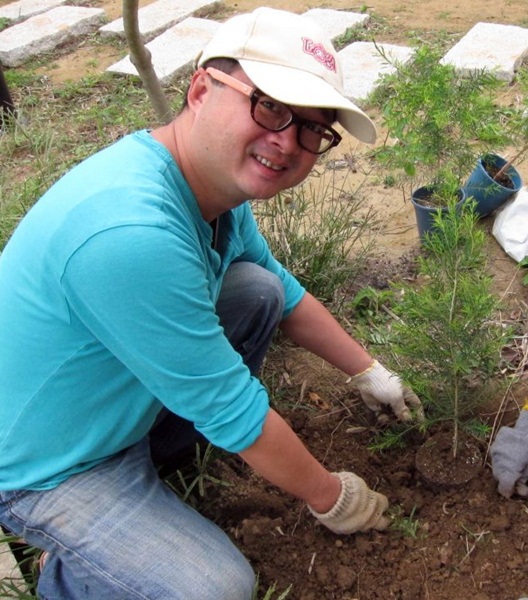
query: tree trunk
[{"left": 122, "top": 0, "right": 173, "bottom": 124}]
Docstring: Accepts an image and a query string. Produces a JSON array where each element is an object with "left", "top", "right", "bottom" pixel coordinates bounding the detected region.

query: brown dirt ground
[{"left": 3, "top": 0, "right": 528, "bottom": 598}]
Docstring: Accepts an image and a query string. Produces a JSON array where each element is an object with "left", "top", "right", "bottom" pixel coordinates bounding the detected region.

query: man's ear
[{"left": 186, "top": 68, "right": 211, "bottom": 112}]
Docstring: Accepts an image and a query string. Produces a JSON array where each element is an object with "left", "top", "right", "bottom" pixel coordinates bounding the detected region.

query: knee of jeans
[
  {"left": 213, "top": 557, "right": 255, "bottom": 600},
  {"left": 251, "top": 267, "right": 285, "bottom": 320}
]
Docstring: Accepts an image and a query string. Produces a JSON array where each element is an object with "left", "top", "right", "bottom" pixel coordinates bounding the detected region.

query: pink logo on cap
[{"left": 302, "top": 38, "right": 336, "bottom": 72}]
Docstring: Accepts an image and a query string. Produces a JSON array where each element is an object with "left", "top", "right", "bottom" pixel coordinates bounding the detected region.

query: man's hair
[{"left": 179, "top": 58, "right": 239, "bottom": 113}]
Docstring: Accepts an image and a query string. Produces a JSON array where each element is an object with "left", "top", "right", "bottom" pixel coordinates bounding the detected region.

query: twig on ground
[
  {"left": 308, "top": 552, "right": 317, "bottom": 575},
  {"left": 485, "top": 382, "right": 515, "bottom": 464},
  {"left": 460, "top": 528, "right": 490, "bottom": 563}
]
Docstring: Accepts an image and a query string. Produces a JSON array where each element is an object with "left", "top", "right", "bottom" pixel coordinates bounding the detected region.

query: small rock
[
  {"left": 387, "top": 470, "right": 411, "bottom": 486},
  {"left": 468, "top": 493, "right": 486, "bottom": 509},
  {"left": 326, "top": 159, "right": 350, "bottom": 170},
  {"left": 335, "top": 564, "right": 356, "bottom": 589},
  {"left": 438, "top": 541, "right": 453, "bottom": 565},
  {"left": 354, "top": 537, "right": 372, "bottom": 555},
  {"left": 488, "top": 515, "right": 510, "bottom": 531}
]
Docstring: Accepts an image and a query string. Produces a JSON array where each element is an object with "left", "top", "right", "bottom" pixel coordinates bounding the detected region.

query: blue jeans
[{"left": 0, "top": 262, "right": 285, "bottom": 600}]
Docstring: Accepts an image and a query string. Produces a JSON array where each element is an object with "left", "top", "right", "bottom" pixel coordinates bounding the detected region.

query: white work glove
[
  {"left": 308, "top": 472, "right": 390, "bottom": 534},
  {"left": 490, "top": 408, "right": 528, "bottom": 499},
  {"left": 351, "top": 360, "right": 423, "bottom": 422}
]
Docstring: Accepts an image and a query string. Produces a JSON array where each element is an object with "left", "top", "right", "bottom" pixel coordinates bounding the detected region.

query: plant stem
[
  {"left": 449, "top": 260, "right": 459, "bottom": 458},
  {"left": 493, "top": 142, "right": 528, "bottom": 181},
  {"left": 452, "top": 389, "right": 459, "bottom": 459}
]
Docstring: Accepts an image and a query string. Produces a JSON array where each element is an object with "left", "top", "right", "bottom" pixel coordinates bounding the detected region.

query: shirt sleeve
[{"left": 61, "top": 223, "right": 270, "bottom": 453}]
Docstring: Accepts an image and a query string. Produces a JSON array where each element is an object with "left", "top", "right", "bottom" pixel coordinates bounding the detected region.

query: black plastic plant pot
[{"left": 411, "top": 186, "right": 466, "bottom": 242}]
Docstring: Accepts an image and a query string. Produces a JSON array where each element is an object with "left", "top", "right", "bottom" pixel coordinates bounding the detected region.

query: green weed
[
  {"left": 390, "top": 505, "right": 421, "bottom": 538},
  {"left": 348, "top": 286, "right": 395, "bottom": 323},
  {"left": 253, "top": 576, "right": 292, "bottom": 599},
  {"left": 165, "top": 443, "right": 231, "bottom": 507},
  {"left": 0, "top": 534, "right": 39, "bottom": 598},
  {"left": 333, "top": 26, "right": 361, "bottom": 50},
  {"left": 253, "top": 168, "right": 377, "bottom": 310}
]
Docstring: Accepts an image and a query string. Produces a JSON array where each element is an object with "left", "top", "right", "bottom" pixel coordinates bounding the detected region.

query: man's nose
[{"left": 267, "top": 121, "right": 300, "bottom": 154}]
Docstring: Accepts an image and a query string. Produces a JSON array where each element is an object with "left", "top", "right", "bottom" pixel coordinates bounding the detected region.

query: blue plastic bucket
[
  {"left": 464, "top": 154, "right": 522, "bottom": 217},
  {"left": 411, "top": 186, "right": 466, "bottom": 242}
]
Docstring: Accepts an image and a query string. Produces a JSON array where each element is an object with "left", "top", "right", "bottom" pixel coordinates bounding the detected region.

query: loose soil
[
  {"left": 3, "top": 0, "right": 528, "bottom": 598},
  {"left": 484, "top": 160, "right": 518, "bottom": 190}
]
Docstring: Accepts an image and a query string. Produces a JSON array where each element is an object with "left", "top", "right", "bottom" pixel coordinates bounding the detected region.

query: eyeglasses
[{"left": 205, "top": 67, "right": 342, "bottom": 155}]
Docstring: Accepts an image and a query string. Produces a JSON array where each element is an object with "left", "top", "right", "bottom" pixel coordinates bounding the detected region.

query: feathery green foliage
[
  {"left": 372, "top": 43, "right": 510, "bottom": 204},
  {"left": 384, "top": 199, "right": 507, "bottom": 454}
]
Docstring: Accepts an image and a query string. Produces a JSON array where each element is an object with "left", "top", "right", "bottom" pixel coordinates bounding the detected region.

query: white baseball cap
[{"left": 195, "top": 7, "right": 376, "bottom": 144}]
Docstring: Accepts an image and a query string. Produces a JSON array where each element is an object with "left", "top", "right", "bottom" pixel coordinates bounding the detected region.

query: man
[{"left": 0, "top": 8, "right": 423, "bottom": 599}]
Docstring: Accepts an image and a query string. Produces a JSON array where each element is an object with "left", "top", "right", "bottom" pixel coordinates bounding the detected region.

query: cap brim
[{"left": 239, "top": 60, "right": 376, "bottom": 144}]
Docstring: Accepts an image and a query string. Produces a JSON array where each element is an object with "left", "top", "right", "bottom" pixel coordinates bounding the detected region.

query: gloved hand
[
  {"left": 351, "top": 360, "right": 424, "bottom": 422},
  {"left": 490, "top": 408, "right": 528, "bottom": 499},
  {"left": 308, "top": 472, "right": 390, "bottom": 534}
]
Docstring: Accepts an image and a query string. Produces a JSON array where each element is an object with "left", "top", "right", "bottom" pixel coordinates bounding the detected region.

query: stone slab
[
  {"left": 106, "top": 17, "right": 220, "bottom": 86},
  {"left": 0, "top": 5, "right": 105, "bottom": 67},
  {"left": 338, "top": 41, "right": 414, "bottom": 107},
  {"left": 302, "top": 8, "right": 369, "bottom": 42},
  {"left": 0, "top": 0, "right": 67, "bottom": 23},
  {"left": 441, "top": 22, "right": 528, "bottom": 82},
  {"left": 99, "top": 0, "right": 222, "bottom": 42},
  {"left": 0, "top": 543, "right": 27, "bottom": 593}
]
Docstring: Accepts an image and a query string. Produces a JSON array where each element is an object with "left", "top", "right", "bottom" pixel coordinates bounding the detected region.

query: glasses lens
[
  {"left": 252, "top": 93, "right": 337, "bottom": 155},
  {"left": 253, "top": 96, "right": 292, "bottom": 131},
  {"left": 299, "top": 122, "right": 336, "bottom": 154}
]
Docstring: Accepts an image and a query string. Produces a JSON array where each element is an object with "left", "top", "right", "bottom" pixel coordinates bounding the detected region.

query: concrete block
[
  {"left": 441, "top": 22, "right": 528, "bottom": 82},
  {"left": 302, "top": 8, "right": 369, "bottom": 43},
  {"left": 106, "top": 17, "right": 220, "bottom": 86},
  {"left": 338, "top": 41, "right": 414, "bottom": 107},
  {"left": 0, "top": 543, "right": 27, "bottom": 593},
  {"left": 0, "top": 6, "right": 105, "bottom": 67},
  {"left": 0, "top": 0, "right": 68, "bottom": 24},
  {"left": 99, "top": 0, "right": 222, "bottom": 42}
]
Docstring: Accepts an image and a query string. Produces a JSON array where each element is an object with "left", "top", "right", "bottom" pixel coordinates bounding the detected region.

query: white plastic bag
[{"left": 492, "top": 187, "right": 528, "bottom": 262}]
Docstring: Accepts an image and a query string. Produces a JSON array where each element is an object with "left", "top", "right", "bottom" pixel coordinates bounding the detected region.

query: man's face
[{"left": 188, "top": 67, "right": 334, "bottom": 210}]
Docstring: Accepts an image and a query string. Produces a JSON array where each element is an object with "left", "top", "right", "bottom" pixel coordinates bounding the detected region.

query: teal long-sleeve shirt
[{"left": 0, "top": 130, "right": 305, "bottom": 491}]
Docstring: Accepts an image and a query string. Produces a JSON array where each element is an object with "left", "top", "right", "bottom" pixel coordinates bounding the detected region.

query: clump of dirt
[{"left": 415, "top": 429, "right": 483, "bottom": 488}]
